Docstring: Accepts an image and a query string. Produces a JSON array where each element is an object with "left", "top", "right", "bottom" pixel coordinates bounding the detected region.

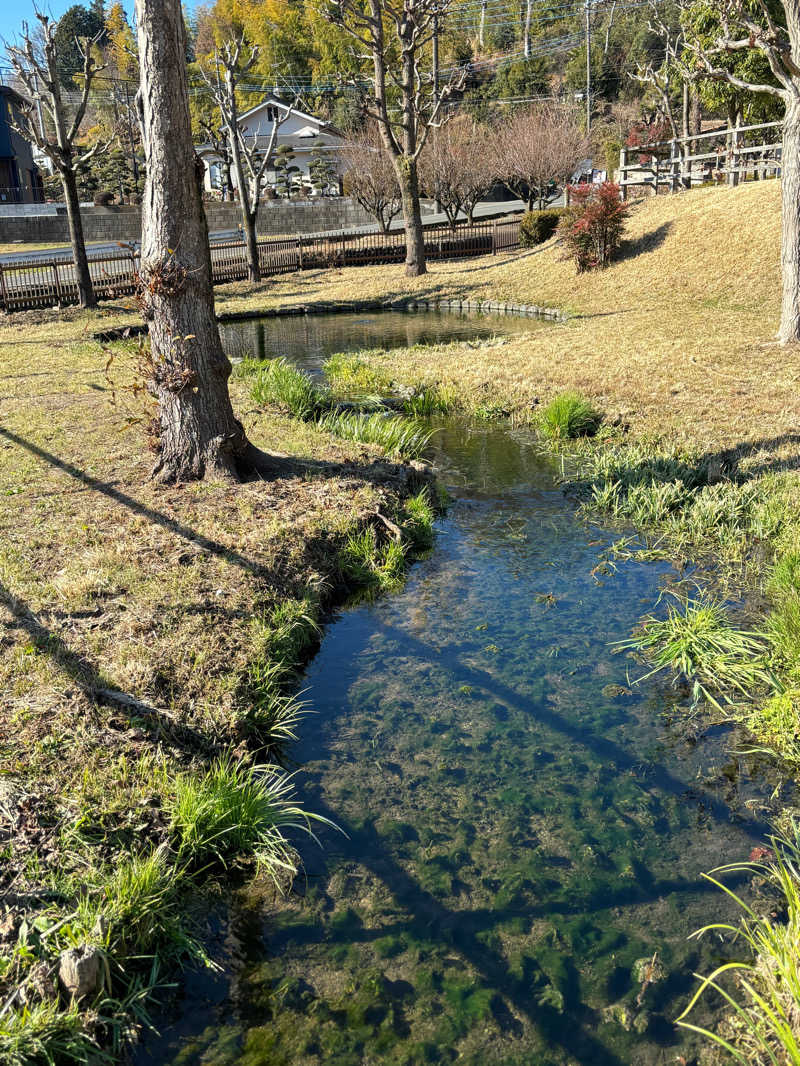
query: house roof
[{"left": 238, "top": 94, "right": 326, "bottom": 127}]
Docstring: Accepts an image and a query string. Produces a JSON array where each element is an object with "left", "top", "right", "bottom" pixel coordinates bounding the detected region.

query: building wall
[
  {"left": 0, "top": 90, "right": 41, "bottom": 205},
  {"left": 0, "top": 196, "right": 375, "bottom": 244}
]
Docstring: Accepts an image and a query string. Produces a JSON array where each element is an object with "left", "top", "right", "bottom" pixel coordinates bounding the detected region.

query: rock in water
[{"left": 59, "top": 945, "right": 102, "bottom": 1001}]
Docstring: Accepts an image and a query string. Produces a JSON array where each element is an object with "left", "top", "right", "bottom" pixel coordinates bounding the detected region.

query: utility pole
[{"left": 585, "top": 0, "right": 592, "bottom": 131}]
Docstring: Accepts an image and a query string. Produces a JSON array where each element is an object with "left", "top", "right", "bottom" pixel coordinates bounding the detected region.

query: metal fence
[{"left": 0, "top": 217, "right": 522, "bottom": 312}]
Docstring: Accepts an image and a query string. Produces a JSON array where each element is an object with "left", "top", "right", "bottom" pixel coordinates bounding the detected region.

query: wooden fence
[
  {"left": 0, "top": 217, "right": 522, "bottom": 313},
  {"left": 618, "top": 120, "right": 783, "bottom": 199}
]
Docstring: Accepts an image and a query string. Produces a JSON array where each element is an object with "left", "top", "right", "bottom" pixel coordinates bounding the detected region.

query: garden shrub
[
  {"left": 519, "top": 208, "right": 567, "bottom": 247},
  {"left": 558, "top": 182, "right": 629, "bottom": 272}
]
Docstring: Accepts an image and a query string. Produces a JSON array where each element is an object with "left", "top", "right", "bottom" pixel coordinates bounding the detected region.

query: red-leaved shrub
[{"left": 558, "top": 182, "right": 629, "bottom": 272}]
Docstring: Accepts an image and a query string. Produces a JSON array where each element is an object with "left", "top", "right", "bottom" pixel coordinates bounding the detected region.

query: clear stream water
[{"left": 136, "top": 312, "right": 786, "bottom": 1066}]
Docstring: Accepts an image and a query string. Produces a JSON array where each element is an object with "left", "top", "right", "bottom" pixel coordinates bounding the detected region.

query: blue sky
[{"left": 0, "top": 0, "right": 130, "bottom": 50}]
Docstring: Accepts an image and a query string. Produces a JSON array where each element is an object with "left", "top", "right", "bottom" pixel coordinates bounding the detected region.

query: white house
[{"left": 198, "top": 95, "right": 345, "bottom": 197}]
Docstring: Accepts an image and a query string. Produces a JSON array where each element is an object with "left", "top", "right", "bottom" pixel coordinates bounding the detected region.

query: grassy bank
[{"left": 0, "top": 305, "right": 436, "bottom": 1059}]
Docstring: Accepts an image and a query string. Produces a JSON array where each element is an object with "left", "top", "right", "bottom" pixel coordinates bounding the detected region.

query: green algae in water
[{"left": 134, "top": 416, "right": 788, "bottom": 1066}]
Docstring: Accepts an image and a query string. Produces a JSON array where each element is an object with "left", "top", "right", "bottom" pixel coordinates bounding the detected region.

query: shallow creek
[{"left": 138, "top": 313, "right": 786, "bottom": 1065}]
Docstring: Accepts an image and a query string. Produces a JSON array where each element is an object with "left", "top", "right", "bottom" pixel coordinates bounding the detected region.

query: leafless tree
[
  {"left": 493, "top": 103, "right": 589, "bottom": 210},
  {"left": 199, "top": 37, "right": 296, "bottom": 283},
  {"left": 200, "top": 117, "right": 234, "bottom": 201},
  {"left": 6, "top": 14, "right": 107, "bottom": 308},
  {"left": 420, "top": 117, "right": 495, "bottom": 230},
  {"left": 684, "top": 0, "right": 798, "bottom": 343},
  {"left": 134, "top": 0, "right": 275, "bottom": 482},
  {"left": 340, "top": 123, "right": 402, "bottom": 233},
  {"left": 322, "top": 0, "right": 465, "bottom": 276}
]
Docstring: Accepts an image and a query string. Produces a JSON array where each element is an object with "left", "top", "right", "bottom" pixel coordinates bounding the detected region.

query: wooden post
[
  {"left": 729, "top": 118, "right": 741, "bottom": 187},
  {"left": 619, "top": 147, "right": 628, "bottom": 202},
  {"left": 670, "top": 139, "right": 680, "bottom": 194},
  {"left": 492, "top": 221, "right": 497, "bottom": 255},
  {"left": 297, "top": 236, "right": 303, "bottom": 271},
  {"left": 51, "top": 262, "right": 62, "bottom": 305},
  {"left": 0, "top": 265, "right": 7, "bottom": 310}
]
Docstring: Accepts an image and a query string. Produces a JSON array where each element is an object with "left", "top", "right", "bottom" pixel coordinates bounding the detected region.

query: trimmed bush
[{"left": 519, "top": 208, "right": 567, "bottom": 248}]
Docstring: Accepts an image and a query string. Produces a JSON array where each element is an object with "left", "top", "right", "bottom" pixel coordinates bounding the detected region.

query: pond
[
  {"left": 219, "top": 308, "right": 542, "bottom": 374},
  {"left": 136, "top": 317, "right": 785, "bottom": 1066}
]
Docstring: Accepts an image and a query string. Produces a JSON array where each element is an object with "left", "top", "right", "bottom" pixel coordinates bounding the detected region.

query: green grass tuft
[
  {"left": 0, "top": 1000, "right": 101, "bottom": 1066},
  {"left": 402, "top": 488, "right": 437, "bottom": 550},
  {"left": 339, "top": 526, "right": 407, "bottom": 594},
  {"left": 169, "top": 757, "right": 330, "bottom": 884},
  {"left": 323, "top": 351, "right": 392, "bottom": 394},
  {"left": 540, "top": 391, "right": 602, "bottom": 440},
  {"left": 403, "top": 384, "right": 457, "bottom": 417},
  {"left": 617, "top": 592, "right": 774, "bottom": 709},
  {"left": 250, "top": 358, "right": 330, "bottom": 420},
  {"left": 678, "top": 825, "right": 800, "bottom": 1065},
  {"left": 317, "top": 410, "right": 433, "bottom": 460}
]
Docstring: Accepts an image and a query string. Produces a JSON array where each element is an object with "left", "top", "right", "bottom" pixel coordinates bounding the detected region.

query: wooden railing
[
  {"left": 0, "top": 216, "right": 522, "bottom": 313},
  {"left": 618, "top": 120, "right": 783, "bottom": 200}
]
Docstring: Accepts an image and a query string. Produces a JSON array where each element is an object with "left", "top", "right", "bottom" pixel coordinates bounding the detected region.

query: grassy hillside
[{"left": 213, "top": 181, "right": 789, "bottom": 453}]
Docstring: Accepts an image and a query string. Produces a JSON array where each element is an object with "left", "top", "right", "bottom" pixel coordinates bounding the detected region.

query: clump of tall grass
[
  {"left": 743, "top": 689, "right": 800, "bottom": 766},
  {"left": 766, "top": 553, "right": 800, "bottom": 677},
  {"left": 678, "top": 826, "right": 800, "bottom": 1065},
  {"left": 403, "top": 384, "right": 457, "bottom": 417},
  {"left": 617, "top": 591, "right": 774, "bottom": 709},
  {"left": 576, "top": 443, "right": 787, "bottom": 560},
  {"left": 169, "top": 757, "right": 330, "bottom": 884},
  {"left": 540, "top": 391, "right": 602, "bottom": 440},
  {"left": 88, "top": 844, "right": 197, "bottom": 961},
  {"left": 339, "top": 526, "right": 407, "bottom": 594},
  {"left": 0, "top": 1000, "right": 99, "bottom": 1066},
  {"left": 250, "top": 358, "right": 330, "bottom": 420},
  {"left": 317, "top": 409, "right": 433, "bottom": 460},
  {"left": 402, "top": 488, "right": 437, "bottom": 550}
]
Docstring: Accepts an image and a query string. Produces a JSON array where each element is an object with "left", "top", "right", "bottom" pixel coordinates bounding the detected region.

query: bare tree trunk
[
  {"left": 479, "top": 0, "right": 487, "bottom": 47},
  {"left": 523, "top": 0, "right": 532, "bottom": 58},
  {"left": 60, "top": 165, "right": 95, "bottom": 308},
  {"left": 397, "top": 159, "right": 427, "bottom": 276},
  {"left": 135, "top": 0, "right": 264, "bottom": 481},
  {"left": 778, "top": 99, "right": 800, "bottom": 343},
  {"left": 224, "top": 79, "right": 260, "bottom": 283}
]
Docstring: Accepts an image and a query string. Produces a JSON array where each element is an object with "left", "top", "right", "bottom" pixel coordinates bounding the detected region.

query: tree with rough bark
[
  {"left": 199, "top": 37, "right": 295, "bottom": 282},
  {"left": 7, "top": 14, "right": 107, "bottom": 308},
  {"left": 134, "top": 0, "right": 274, "bottom": 482},
  {"left": 419, "top": 116, "right": 494, "bottom": 229},
  {"left": 683, "top": 0, "right": 798, "bottom": 343},
  {"left": 321, "top": 0, "right": 465, "bottom": 276},
  {"left": 340, "top": 122, "right": 402, "bottom": 232},
  {"left": 493, "top": 103, "right": 589, "bottom": 211}
]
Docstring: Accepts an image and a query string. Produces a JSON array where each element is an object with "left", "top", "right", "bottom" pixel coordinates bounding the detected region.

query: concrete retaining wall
[{"left": 0, "top": 197, "right": 374, "bottom": 244}]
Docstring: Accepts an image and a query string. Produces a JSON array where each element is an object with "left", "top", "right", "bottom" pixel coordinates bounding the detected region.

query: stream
[{"left": 136, "top": 311, "right": 786, "bottom": 1066}]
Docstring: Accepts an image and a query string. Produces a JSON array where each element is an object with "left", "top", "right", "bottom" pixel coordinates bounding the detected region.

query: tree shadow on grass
[{"left": 615, "top": 222, "right": 673, "bottom": 263}]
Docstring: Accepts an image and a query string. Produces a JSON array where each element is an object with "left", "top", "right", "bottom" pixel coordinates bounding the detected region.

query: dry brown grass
[
  {"left": 210, "top": 181, "right": 797, "bottom": 455},
  {"left": 0, "top": 302, "right": 420, "bottom": 900}
]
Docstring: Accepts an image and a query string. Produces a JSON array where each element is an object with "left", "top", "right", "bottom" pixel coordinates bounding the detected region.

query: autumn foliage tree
[{"left": 558, "top": 181, "right": 629, "bottom": 272}]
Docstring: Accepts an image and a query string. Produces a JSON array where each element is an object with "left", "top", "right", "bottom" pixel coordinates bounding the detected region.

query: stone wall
[{"left": 0, "top": 197, "right": 375, "bottom": 244}]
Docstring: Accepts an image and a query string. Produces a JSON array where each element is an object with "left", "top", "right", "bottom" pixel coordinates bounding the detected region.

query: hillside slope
[{"left": 216, "top": 181, "right": 793, "bottom": 452}]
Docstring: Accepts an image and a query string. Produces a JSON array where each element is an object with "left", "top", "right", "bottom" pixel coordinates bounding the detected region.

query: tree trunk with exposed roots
[{"left": 135, "top": 0, "right": 269, "bottom": 482}]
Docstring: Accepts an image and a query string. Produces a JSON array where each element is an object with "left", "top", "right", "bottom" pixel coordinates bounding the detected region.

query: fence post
[
  {"left": 728, "top": 118, "right": 741, "bottom": 187},
  {"left": 0, "top": 265, "right": 7, "bottom": 310},
  {"left": 670, "top": 139, "right": 680, "bottom": 194},
  {"left": 297, "top": 236, "right": 303, "bottom": 271},
  {"left": 492, "top": 221, "right": 497, "bottom": 255},
  {"left": 51, "top": 263, "right": 62, "bottom": 305},
  {"left": 619, "top": 147, "right": 628, "bottom": 201}
]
